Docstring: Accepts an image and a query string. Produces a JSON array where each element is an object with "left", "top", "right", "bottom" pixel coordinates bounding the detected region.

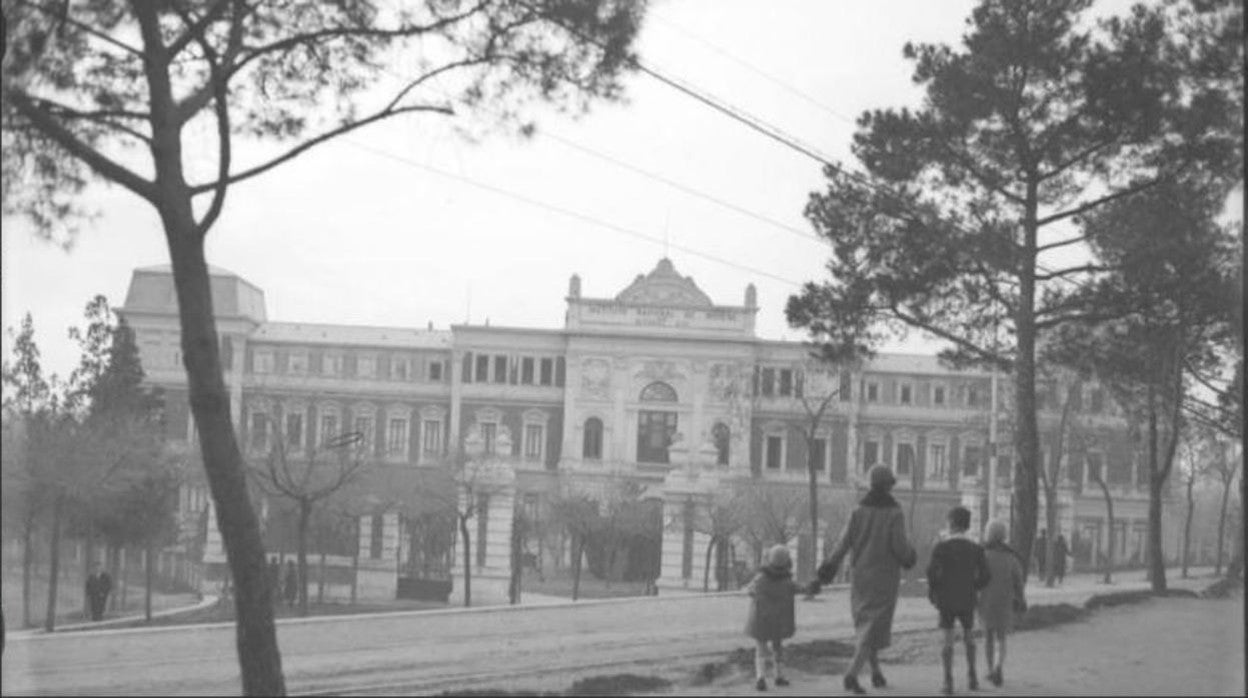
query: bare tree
[
  {"left": 738, "top": 480, "right": 806, "bottom": 568},
  {"left": 692, "top": 486, "right": 748, "bottom": 592},
  {"left": 795, "top": 367, "right": 845, "bottom": 581}
]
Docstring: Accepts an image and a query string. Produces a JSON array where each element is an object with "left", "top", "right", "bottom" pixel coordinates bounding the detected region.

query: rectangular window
[
  {"left": 323, "top": 354, "right": 343, "bottom": 376},
  {"left": 765, "top": 435, "right": 783, "bottom": 470},
  {"left": 422, "top": 419, "right": 443, "bottom": 457},
  {"left": 387, "top": 418, "right": 408, "bottom": 456},
  {"left": 524, "top": 424, "right": 544, "bottom": 460},
  {"left": 357, "top": 356, "right": 376, "bottom": 378},
  {"left": 476, "top": 495, "right": 490, "bottom": 567},
  {"left": 637, "top": 411, "right": 676, "bottom": 464},
  {"left": 964, "top": 445, "right": 982, "bottom": 478},
  {"left": 761, "top": 368, "right": 776, "bottom": 397},
  {"left": 250, "top": 412, "right": 268, "bottom": 451},
  {"left": 779, "top": 369, "right": 793, "bottom": 397},
  {"left": 866, "top": 382, "right": 879, "bottom": 402},
  {"left": 896, "top": 443, "right": 915, "bottom": 478},
  {"left": 320, "top": 414, "right": 338, "bottom": 446},
  {"left": 966, "top": 385, "right": 980, "bottom": 407},
  {"left": 354, "top": 415, "right": 373, "bottom": 453},
  {"left": 285, "top": 413, "right": 303, "bottom": 449},
  {"left": 540, "top": 358, "right": 554, "bottom": 386},
  {"left": 428, "top": 360, "right": 443, "bottom": 382},
  {"left": 810, "top": 438, "right": 827, "bottom": 471},
  {"left": 928, "top": 444, "right": 947, "bottom": 482},
  {"left": 839, "top": 372, "right": 852, "bottom": 401},
  {"left": 462, "top": 352, "right": 474, "bottom": 383},
  {"left": 863, "top": 440, "right": 879, "bottom": 470},
  {"left": 393, "top": 358, "right": 408, "bottom": 381},
  {"left": 494, "top": 355, "right": 508, "bottom": 384},
  {"left": 370, "top": 514, "right": 384, "bottom": 559},
  {"left": 934, "top": 385, "right": 946, "bottom": 406},
  {"left": 288, "top": 353, "right": 308, "bottom": 375},
  {"left": 521, "top": 357, "right": 535, "bottom": 385},
  {"left": 476, "top": 354, "right": 490, "bottom": 383},
  {"left": 482, "top": 422, "right": 497, "bottom": 454},
  {"left": 900, "top": 383, "right": 913, "bottom": 405},
  {"left": 254, "top": 351, "right": 275, "bottom": 374}
]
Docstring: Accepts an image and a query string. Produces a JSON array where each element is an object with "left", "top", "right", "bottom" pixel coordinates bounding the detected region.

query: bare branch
[
  {"left": 7, "top": 90, "right": 157, "bottom": 202},
  {"left": 1037, "top": 136, "right": 1119, "bottom": 182},
  {"left": 888, "top": 304, "right": 1011, "bottom": 368},
  {"left": 1036, "top": 176, "right": 1170, "bottom": 228},
  {"left": 14, "top": 0, "right": 144, "bottom": 57},
  {"left": 1035, "top": 264, "right": 1112, "bottom": 282},
  {"left": 167, "top": 0, "right": 231, "bottom": 58},
  {"left": 382, "top": 55, "right": 497, "bottom": 113},
  {"left": 1036, "top": 233, "right": 1089, "bottom": 254}
]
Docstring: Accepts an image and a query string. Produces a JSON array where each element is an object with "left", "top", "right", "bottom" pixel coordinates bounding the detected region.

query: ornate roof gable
[{"left": 614, "top": 258, "right": 713, "bottom": 307}]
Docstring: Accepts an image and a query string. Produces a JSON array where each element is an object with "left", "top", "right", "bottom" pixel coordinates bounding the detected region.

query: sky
[{"left": 1, "top": 0, "right": 1231, "bottom": 383}]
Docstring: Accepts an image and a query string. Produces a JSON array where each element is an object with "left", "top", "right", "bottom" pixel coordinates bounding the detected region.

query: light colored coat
[
  {"left": 978, "top": 543, "right": 1026, "bottom": 631},
  {"left": 823, "top": 491, "right": 917, "bottom": 650}
]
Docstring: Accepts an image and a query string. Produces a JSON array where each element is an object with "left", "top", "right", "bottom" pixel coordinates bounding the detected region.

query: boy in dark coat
[
  {"left": 745, "top": 545, "right": 803, "bottom": 691},
  {"left": 926, "top": 506, "right": 990, "bottom": 695}
]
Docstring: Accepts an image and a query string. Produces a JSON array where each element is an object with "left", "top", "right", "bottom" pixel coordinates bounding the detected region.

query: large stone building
[{"left": 120, "top": 259, "right": 1178, "bottom": 604}]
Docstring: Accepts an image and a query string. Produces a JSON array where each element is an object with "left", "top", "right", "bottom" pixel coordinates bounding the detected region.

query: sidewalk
[{"left": 7, "top": 593, "right": 218, "bottom": 638}]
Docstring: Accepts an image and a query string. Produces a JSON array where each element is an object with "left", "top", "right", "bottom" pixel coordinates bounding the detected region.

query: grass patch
[
  {"left": 1202, "top": 577, "right": 1243, "bottom": 599},
  {"left": 521, "top": 570, "right": 652, "bottom": 600},
  {"left": 567, "top": 674, "right": 672, "bottom": 695}
]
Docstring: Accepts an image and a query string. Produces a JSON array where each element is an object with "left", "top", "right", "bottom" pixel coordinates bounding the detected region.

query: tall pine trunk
[
  {"left": 297, "top": 503, "right": 310, "bottom": 616},
  {"left": 1012, "top": 182, "right": 1041, "bottom": 580},
  {"left": 1215, "top": 475, "right": 1232, "bottom": 575},
  {"left": 22, "top": 514, "right": 35, "bottom": 628},
  {"left": 1182, "top": 474, "right": 1196, "bottom": 578},
  {"left": 145, "top": 542, "right": 155, "bottom": 621},
  {"left": 1093, "top": 476, "right": 1115, "bottom": 584},
  {"left": 44, "top": 493, "right": 65, "bottom": 632},
  {"left": 459, "top": 513, "right": 472, "bottom": 607},
  {"left": 703, "top": 536, "right": 715, "bottom": 592}
]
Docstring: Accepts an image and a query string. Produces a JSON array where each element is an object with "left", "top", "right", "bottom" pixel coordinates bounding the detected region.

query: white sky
[{"left": 4, "top": 0, "right": 1228, "bottom": 384}]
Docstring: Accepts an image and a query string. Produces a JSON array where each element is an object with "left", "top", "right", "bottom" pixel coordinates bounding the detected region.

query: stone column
[{"left": 657, "top": 443, "right": 721, "bottom": 590}]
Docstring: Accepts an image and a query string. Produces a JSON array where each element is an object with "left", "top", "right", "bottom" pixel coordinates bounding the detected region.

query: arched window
[
  {"left": 583, "top": 417, "right": 603, "bottom": 460},
  {"left": 640, "top": 381, "right": 678, "bottom": 403},
  {"left": 712, "top": 422, "right": 730, "bottom": 466}
]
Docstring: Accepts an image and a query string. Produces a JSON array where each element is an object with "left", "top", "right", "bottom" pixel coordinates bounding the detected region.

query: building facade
[{"left": 120, "top": 259, "right": 1179, "bottom": 604}]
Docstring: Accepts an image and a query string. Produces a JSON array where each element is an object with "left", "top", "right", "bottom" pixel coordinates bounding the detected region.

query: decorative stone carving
[
  {"left": 637, "top": 360, "right": 683, "bottom": 385},
  {"left": 709, "top": 363, "right": 741, "bottom": 402},
  {"left": 614, "top": 258, "right": 714, "bottom": 307},
  {"left": 581, "top": 358, "right": 611, "bottom": 401}
]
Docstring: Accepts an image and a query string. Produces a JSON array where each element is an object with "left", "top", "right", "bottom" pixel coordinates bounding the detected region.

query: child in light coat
[
  {"left": 977, "top": 520, "right": 1027, "bottom": 687},
  {"left": 745, "top": 545, "right": 804, "bottom": 691}
]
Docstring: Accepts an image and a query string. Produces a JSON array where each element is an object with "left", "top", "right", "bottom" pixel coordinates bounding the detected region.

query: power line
[{"left": 343, "top": 139, "right": 805, "bottom": 287}]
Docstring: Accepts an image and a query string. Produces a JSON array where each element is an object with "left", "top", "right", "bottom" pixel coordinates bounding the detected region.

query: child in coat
[
  {"left": 926, "top": 506, "right": 991, "bottom": 695},
  {"left": 977, "top": 520, "right": 1027, "bottom": 687},
  {"left": 745, "top": 545, "right": 804, "bottom": 691}
]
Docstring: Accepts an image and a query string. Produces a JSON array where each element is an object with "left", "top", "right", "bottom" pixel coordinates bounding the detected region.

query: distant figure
[
  {"left": 978, "top": 520, "right": 1027, "bottom": 688},
  {"left": 86, "top": 565, "right": 113, "bottom": 621},
  {"left": 283, "top": 560, "right": 299, "bottom": 608},
  {"left": 1034, "top": 529, "right": 1048, "bottom": 579},
  {"left": 814, "top": 465, "right": 917, "bottom": 695},
  {"left": 744, "top": 545, "right": 803, "bottom": 692},
  {"left": 1053, "top": 533, "right": 1070, "bottom": 585},
  {"left": 927, "top": 506, "right": 991, "bottom": 695},
  {"left": 268, "top": 556, "right": 282, "bottom": 605}
]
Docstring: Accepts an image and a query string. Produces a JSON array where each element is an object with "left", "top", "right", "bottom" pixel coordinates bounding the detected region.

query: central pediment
[{"left": 614, "top": 258, "right": 713, "bottom": 308}]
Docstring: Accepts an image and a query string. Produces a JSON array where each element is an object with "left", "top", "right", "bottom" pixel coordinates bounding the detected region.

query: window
[
  {"left": 354, "top": 415, "right": 374, "bottom": 453},
  {"left": 809, "top": 437, "right": 827, "bottom": 471},
  {"left": 761, "top": 368, "right": 776, "bottom": 397},
  {"left": 524, "top": 424, "right": 544, "bottom": 460},
  {"left": 422, "top": 419, "right": 443, "bottom": 457},
  {"left": 866, "top": 382, "right": 880, "bottom": 402},
  {"left": 323, "top": 354, "right": 343, "bottom": 376},
  {"left": 640, "top": 381, "right": 678, "bottom": 402},
  {"left": 475, "top": 354, "right": 490, "bottom": 383},
  {"left": 637, "top": 411, "right": 676, "bottom": 464},
  {"left": 900, "top": 383, "right": 913, "bottom": 405},
  {"left": 288, "top": 352, "right": 308, "bottom": 375},
  {"left": 765, "top": 435, "right": 784, "bottom": 470},
  {"left": 779, "top": 369, "right": 793, "bottom": 397},
  {"left": 896, "top": 442, "right": 915, "bottom": 478},
  {"left": 482, "top": 422, "right": 498, "bottom": 454},
  {"left": 933, "top": 385, "right": 946, "bottom": 406},
  {"left": 428, "top": 360, "right": 443, "bottom": 382},
  {"left": 254, "top": 350, "right": 275, "bottom": 374},
  {"left": 462, "top": 352, "right": 474, "bottom": 383},
  {"left": 357, "top": 355, "right": 376, "bottom": 378},
  {"left": 387, "top": 418, "right": 408, "bottom": 457},
  {"left": 713, "top": 423, "right": 731, "bottom": 466},
  {"left": 839, "top": 372, "right": 852, "bottom": 401},
  {"left": 965, "top": 385, "right": 980, "bottom": 407},
  {"left": 250, "top": 412, "right": 269, "bottom": 451},
  {"left": 539, "top": 358, "right": 554, "bottom": 386},
  {"left": 370, "top": 515, "right": 384, "bottom": 559},
  {"left": 928, "top": 443, "right": 947, "bottom": 483},
  {"left": 285, "top": 413, "right": 303, "bottom": 450},
  {"left": 392, "top": 358, "right": 408, "bottom": 381},
  {"left": 320, "top": 412, "right": 339, "bottom": 446},
  {"left": 521, "top": 357, "right": 535, "bottom": 385},
  {"left": 494, "top": 355, "right": 508, "bottom": 384},
  {"left": 963, "top": 444, "right": 982, "bottom": 478},
  {"left": 863, "top": 440, "right": 880, "bottom": 471},
  {"left": 583, "top": 417, "right": 603, "bottom": 460}
]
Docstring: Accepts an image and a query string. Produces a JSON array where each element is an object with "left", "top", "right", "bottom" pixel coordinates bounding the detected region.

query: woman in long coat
[{"left": 817, "top": 465, "right": 917, "bottom": 694}]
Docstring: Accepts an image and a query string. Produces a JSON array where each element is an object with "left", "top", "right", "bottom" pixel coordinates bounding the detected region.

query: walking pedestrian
[
  {"left": 1034, "top": 529, "right": 1048, "bottom": 579},
  {"left": 926, "top": 506, "right": 991, "bottom": 695},
  {"left": 1053, "top": 533, "right": 1069, "bottom": 585},
  {"left": 283, "top": 560, "right": 299, "bottom": 608},
  {"left": 814, "top": 465, "right": 917, "bottom": 695},
  {"left": 977, "top": 520, "right": 1027, "bottom": 688},
  {"left": 744, "top": 545, "right": 803, "bottom": 691}
]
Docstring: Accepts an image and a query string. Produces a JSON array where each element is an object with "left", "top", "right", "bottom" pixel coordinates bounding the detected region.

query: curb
[{"left": 7, "top": 594, "right": 219, "bottom": 640}]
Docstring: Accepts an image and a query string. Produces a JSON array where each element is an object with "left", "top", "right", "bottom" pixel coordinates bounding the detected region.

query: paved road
[{"left": 0, "top": 569, "right": 1216, "bottom": 696}]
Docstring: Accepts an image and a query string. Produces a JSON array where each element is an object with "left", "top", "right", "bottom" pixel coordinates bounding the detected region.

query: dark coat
[
  {"left": 1053, "top": 536, "right": 1069, "bottom": 576},
  {"left": 283, "top": 565, "right": 299, "bottom": 602},
  {"left": 744, "top": 565, "right": 802, "bottom": 641},
  {"left": 926, "top": 534, "right": 990, "bottom": 613},
  {"left": 819, "top": 489, "right": 917, "bottom": 650}
]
